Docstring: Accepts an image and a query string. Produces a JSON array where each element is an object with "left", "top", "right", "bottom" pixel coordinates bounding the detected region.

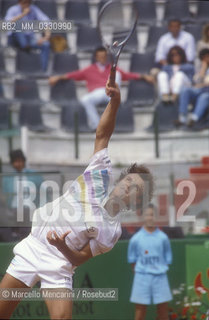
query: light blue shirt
[
  {"left": 127, "top": 227, "right": 172, "bottom": 274},
  {"left": 5, "top": 4, "right": 49, "bottom": 35}
]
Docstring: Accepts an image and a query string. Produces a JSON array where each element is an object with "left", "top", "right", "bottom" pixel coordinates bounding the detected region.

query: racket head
[{"left": 98, "top": 0, "right": 138, "bottom": 67}]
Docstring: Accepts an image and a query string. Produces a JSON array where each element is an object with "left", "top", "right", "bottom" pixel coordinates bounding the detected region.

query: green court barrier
[{"left": 0, "top": 238, "right": 207, "bottom": 320}]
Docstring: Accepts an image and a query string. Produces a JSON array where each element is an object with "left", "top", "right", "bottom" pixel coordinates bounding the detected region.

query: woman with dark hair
[
  {"left": 197, "top": 23, "right": 209, "bottom": 55},
  {"left": 157, "top": 45, "right": 194, "bottom": 103}
]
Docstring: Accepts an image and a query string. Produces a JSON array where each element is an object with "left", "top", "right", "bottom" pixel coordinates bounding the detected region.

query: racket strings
[{"left": 99, "top": 2, "right": 138, "bottom": 46}]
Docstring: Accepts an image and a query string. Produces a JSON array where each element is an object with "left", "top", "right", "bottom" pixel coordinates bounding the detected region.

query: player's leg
[
  {"left": 156, "top": 302, "right": 169, "bottom": 320},
  {"left": 134, "top": 304, "right": 147, "bottom": 320},
  {"left": 40, "top": 258, "right": 73, "bottom": 320},
  {"left": 0, "top": 273, "right": 29, "bottom": 319},
  {"left": 44, "top": 289, "right": 73, "bottom": 320}
]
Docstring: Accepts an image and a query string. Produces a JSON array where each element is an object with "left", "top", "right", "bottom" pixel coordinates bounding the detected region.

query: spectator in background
[
  {"left": 157, "top": 46, "right": 194, "bottom": 103},
  {"left": 174, "top": 49, "right": 209, "bottom": 128},
  {"left": 196, "top": 23, "right": 209, "bottom": 71},
  {"left": 127, "top": 204, "right": 172, "bottom": 320},
  {"left": 155, "top": 19, "right": 195, "bottom": 67},
  {"left": 2, "top": 149, "right": 43, "bottom": 240},
  {"left": 49, "top": 46, "right": 154, "bottom": 130},
  {"left": 197, "top": 23, "right": 209, "bottom": 55},
  {"left": 5, "top": 0, "right": 51, "bottom": 71}
]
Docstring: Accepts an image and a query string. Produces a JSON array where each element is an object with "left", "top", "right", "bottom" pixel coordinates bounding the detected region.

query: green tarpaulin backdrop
[{"left": 0, "top": 238, "right": 208, "bottom": 320}]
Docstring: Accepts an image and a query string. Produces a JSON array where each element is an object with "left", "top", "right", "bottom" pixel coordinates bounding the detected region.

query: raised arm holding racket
[
  {"left": 0, "top": 3, "right": 153, "bottom": 320},
  {"left": 98, "top": 0, "right": 139, "bottom": 86}
]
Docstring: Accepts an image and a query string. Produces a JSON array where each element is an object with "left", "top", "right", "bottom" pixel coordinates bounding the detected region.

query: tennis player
[
  {"left": 0, "top": 81, "right": 153, "bottom": 320},
  {"left": 127, "top": 204, "right": 172, "bottom": 320}
]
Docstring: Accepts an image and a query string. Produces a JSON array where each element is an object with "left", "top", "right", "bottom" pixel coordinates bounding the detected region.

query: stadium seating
[
  {"left": 146, "top": 25, "right": 167, "bottom": 52},
  {"left": 0, "top": 81, "right": 9, "bottom": 105},
  {"left": 0, "top": 0, "right": 16, "bottom": 18},
  {"left": 65, "top": 1, "right": 91, "bottom": 26},
  {"left": 98, "top": 0, "right": 123, "bottom": 20},
  {"left": 148, "top": 101, "right": 179, "bottom": 132},
  {"left": 133, "top": 0, "right": 157, "bottom": 26},
  {"left": 34, "top": 0, "right": 58, "bottom": 20},
  {"left": 98, "top": 0, "right": 109, "bottom": 13},
  {"left": 164, "top": 0, "right": 192, "bottom": 23},
  {"left": 114, "top": 103, "right": 134, "bottom": 133},
  {"left": 52, "top": 53, "right": 79, "bottom": 74},
  {"left": 130, "top": 51, "right": 155, "bottom": 74},
  {"left": 61, "top": 102, "right": 91, "bottom": 133},
  {"left": 184, "top": 24, "right": 202, "bottom": 42},
  {"left": 76, "top": 25, "right": 102, "bottom": 52},
  {"left": 113, "top": 30, "right": 138, "bottom": 53},
  {"left": 19, "top": 102, "right": 46, "bottom": 132},
  {"left": 14, "top": 79, "right": 42, "bottom": 103},
  {"left": 0, "top": 102, "right": 10, "bottom": 130},
  {"left": 126, "top": 80, "right": 156, "bottom": 107},
  {"left": 1, "top": 0, "right": 209, "bottom": 164},
  {"left": 16, "top": 51, "right": 44, "bottom": 77},
  {"left": 0, "top": 51, "right": 7, "bottom": 76},
  {"left": 0, "top": 82, "right": 4, "bottom": 100},
  {"left": 50, "top": 80, "right": 77, "bottom": 105},
  {"left": 195, "top": 1, "right": 209, "bottom": 24}
]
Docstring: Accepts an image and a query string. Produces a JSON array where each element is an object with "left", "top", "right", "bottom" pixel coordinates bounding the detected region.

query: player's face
[
  {"left": 112, "top": 173, "right": 144, "bottom": 209},
  {"left": 143, "top": 207, "right": 155, "bottom": 227},
  {"left": 95, "top": 51, "right": 108, "bottom": 65},
  {"left": 12, "top": 159, "right": 25, "bottom": 172},
  {"left": 168, "top": 21, "right": 181, "bottom": 37}
]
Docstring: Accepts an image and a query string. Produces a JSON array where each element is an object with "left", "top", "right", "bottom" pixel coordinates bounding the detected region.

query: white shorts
[{"left": 6, "top": 234, "right": 73, "bottom": 289}]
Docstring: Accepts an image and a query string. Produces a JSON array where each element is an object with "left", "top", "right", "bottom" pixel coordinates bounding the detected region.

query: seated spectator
[
  {"left": 174, "top": 49, "right": 209, "bottom": 128},
  {"left": 49, "top": 46, "right": 154, "bottom": 130},
  {"left": 5, "top": 0, "right": 51, "bottom": 71},
  {"left": 197, "top": 23, "right": 209, "bottom": 55},
  {"left": 155, "top": 19, "right": 195, "bottom": 67},
  {"left": 2, "top": 149, "right": 43, "bottom": 240},
  {"left": 157, "top": 46, "right": 194, "bottom": 103}
]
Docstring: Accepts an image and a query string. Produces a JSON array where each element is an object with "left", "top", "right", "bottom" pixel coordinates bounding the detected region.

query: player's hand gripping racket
[{"left": 98, "top": 0, "right": 138, "bottom": 86}]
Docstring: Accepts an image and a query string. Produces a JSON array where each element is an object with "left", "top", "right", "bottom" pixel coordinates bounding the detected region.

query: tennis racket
[{"left": 98, "top": 0, "right": 138, "bottom": 86}]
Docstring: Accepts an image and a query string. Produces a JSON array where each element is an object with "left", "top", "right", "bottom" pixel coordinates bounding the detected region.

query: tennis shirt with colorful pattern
[{"left": 31, "top": 148, "right": 122, "bottom": 269}]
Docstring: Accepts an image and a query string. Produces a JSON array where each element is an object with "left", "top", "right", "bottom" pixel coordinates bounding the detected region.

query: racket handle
[{"left": 109, "top": 66, "right": 116, "bottom": 87}]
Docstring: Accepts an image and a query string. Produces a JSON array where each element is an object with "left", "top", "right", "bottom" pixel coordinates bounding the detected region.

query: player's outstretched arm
[
  {"left": 94, "top": 81, "right": 121, "bottom": 154},
  {"left": 47, "top": 231, "right": 93, "bottom": 266}
]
